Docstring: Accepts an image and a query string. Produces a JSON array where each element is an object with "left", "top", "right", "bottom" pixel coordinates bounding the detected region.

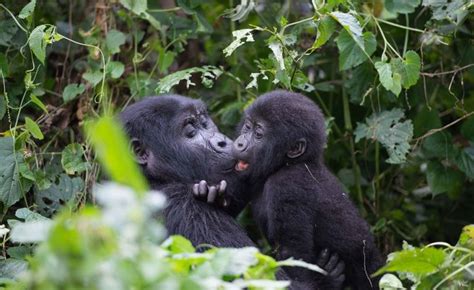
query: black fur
[
  {"left": 120, "top": 95, "right": 255, "bottom": 248},
  {"left": 231, "top": 90, "right": 383, "bottom": 289}
]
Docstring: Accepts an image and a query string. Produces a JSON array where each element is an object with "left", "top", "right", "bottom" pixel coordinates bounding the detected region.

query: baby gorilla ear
[
  {"left": 130, "top": 138, "right": 149, "bottom": 165},
  {"left": 286, "top": 138, "right": 307, "bottom": 159}
]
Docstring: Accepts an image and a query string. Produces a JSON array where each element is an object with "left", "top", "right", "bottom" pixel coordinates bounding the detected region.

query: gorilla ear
[
  {"left": 130, "top": 138, "right": 149, "bottom": 165},
  {"left": 287, "top": 138, "right": 307, "bottom": 159}
]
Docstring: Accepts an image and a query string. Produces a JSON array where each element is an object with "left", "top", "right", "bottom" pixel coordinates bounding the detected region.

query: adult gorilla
[{"left": 120, "top": 94, "right": 254, "bottom": 248}]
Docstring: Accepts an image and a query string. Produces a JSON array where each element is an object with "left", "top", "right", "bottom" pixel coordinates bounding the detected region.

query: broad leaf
[
  {"left": 223, "top": 29, "right": 254, "bottom": 57},
  {"left": 106, "top": 29, "right": 127, "bottom": 54},
  {"left": 34, "top": 174, "right": 84, "bottom": 216},
  {"left": 355, "top": 109, "right": 413, "bottom": 164},
  {"left": 106, "top": 61, "right": 125, "bottom": 79},
  {"left": 336, "top": 30, "right": 376, "bottom": 70},
  {"left": 61, "top": 143, "right": 87, "bottom": 175},
  {"left": 454, "top": 147, "right": 474, "bottom": 179},
  {"left": 30, "top": 94, "right": 48, "bottom": 113},
  {"left": 426, "top": 161, "right": 464, "bottom": 196},
  {"left": 119, "top": 0, "right": 147, "bottom": 15},
  {"left": 0, "top": 259, "right": 27, "bottom": 280},
  {"left": 268, "top": 41, "right": 285, "bottom": 70},
  {"left": 18, "top": 0, "right": 37, "bottom": 19},
  {"left": 375, "top": 247, "right": 446, "bottom": 275},
  {"left": 390, "top": 51, "right": 421, "bottom": 89},
  {"left": 82, "top": 70, "right": 103, "bottom": 86},
  {"left": 385, "top": 0, "right": 420, "bottom": 14},
  {"left": 312, "top": 15, "right": 336, "bottom": 49},
  {"left": 375, "top": 61, "right": 402, "bottom": 96},
  {"left": 422, "top": 0, "right": 470, "bottom": 24},
  {"left": 29, "top": 25, "right": 47, "bottom": 64},
  {"left": 0, "top": 137, "right": 24, "bottom": 207},
  {"left": 62, "top": 83, "right": 85, "bottom": 103},
  {"left": 330, "top": 11, "right": 363, "bottom": 44}
]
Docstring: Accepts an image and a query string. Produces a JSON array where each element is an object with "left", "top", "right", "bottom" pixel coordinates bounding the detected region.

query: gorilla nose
[
  {"left": 210, "top": 134, "right": 232, "bottom": 153},
  {"left": 234, "top": 136, "right": 248, "bottom": 152}
]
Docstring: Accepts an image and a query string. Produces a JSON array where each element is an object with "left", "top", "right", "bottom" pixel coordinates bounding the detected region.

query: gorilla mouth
[{"left": 235, "top": 160, "right": 249, "bottom": 171}]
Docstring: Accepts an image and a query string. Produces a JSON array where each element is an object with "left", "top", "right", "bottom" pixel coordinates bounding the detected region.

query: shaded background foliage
[{"left": 0, "top": 0, "right": 473, "bottom": 272}]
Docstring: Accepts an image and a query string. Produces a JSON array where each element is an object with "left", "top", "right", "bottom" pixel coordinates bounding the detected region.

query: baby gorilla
[{"left": 231, "top": 90, "right": 383, "bottom": 289}]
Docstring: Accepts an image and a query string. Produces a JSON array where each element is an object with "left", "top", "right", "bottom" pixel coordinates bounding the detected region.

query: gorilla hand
[
  {"left": 192, "top": 180, "right": 229, "bottom": 207},
  {"left": 315, "top": 249, "right": 346, "bottom": 290}
]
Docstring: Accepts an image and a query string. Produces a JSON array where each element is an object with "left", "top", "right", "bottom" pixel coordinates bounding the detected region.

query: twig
[
  {"left": 421, "top": 64, "right": 474, "bottom": 77},
  {"left": 413, "top": 111, "right": 474, "bottom": 148}
]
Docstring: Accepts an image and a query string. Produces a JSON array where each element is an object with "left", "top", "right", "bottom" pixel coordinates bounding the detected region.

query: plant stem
[{"left": 229, "top": 0, "right": 241, "bottom": 102}]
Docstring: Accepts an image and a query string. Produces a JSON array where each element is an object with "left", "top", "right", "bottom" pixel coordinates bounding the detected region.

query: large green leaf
[
  {"left": 29, "top": 25, "right": 48, "bottom": 64},
  {"left": 312, "top": 15, "right": 336, "bottom": 49},
  {"left": 336, "top": 30, "right": 376, "bottom": 70},
  {"left": 390, "top": 51, "right": 421, "bottom": 89},
  {"left": 330, "top": 11, "right": 363, "bottom": 44},
  {"left": 422, "top": 0, "right": 470, "bottom": 24},
  {"left": 375, "top": 247, "right": 446, "bottom": 275},
  {"left": 426, "top": 161, "right": 464, "bottom": 196},
  {"left": 119, "top": 0, "right": 147, "bottom": 15},
  {"left": 25, "top": 117, "right": 44, "bottom": 140},
  {"left": 0, "top": 137, "right": 24, "bottom": 207},
  {"left": 34, "top": 174, "right": 84, "bottom": 216},
  {"left": 61, "top": 143, "right": 87, "bottom": 175},
  {"left": 106, "top": 29, "right": 127, "bottom": 54},
  {"left": 385, "top": 0, "right": 420, "bottom": 14},
  {"left": 62, "top": 83, "right": 85, "bottom": 103},
  {"left": 422, "top": 132, "right": 455, "bottom": 159},
  {"left": 454, "top": 147, "right": 474, "bottom": 179},
  {"left": 375, "top": 61, "right": 402, "bottom": 96},
  {"left": 18, "top": 0, "right": 37, "bottom": 19},
  {"left": 355, "top": 109, "right": 413, "bottom": 164}
]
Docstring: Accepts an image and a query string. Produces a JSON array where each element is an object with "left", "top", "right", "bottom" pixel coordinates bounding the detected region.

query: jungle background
[{"left": 0, "top": 0, "right": 473, "bottom": 289}]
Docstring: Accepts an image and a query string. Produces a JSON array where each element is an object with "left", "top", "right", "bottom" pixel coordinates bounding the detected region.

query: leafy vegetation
[{"left": 0, "top": 0, "right": 473, "bottom": 288}]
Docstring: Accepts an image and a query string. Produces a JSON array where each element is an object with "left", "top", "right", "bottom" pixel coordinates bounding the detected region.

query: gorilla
[
  {"left": 120, "top": 94, "right": 345, "bottom": 289},
  {"left": 120, "top": 95, "right": 254, "bottom": 248},
  {"left": 202, "top": 90, "right": 383, "bottom": 289}
]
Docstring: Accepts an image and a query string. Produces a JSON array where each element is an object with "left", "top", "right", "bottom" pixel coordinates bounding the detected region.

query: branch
[{"left": 421, "top": 64, "right": 474, "bottom": 77}]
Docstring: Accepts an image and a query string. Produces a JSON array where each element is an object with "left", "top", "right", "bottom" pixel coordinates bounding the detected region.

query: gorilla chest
[{"left": 250, "top": 189, "right": 276, "bottom": 240}]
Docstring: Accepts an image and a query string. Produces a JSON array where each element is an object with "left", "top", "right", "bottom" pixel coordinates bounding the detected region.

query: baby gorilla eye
[{"left": 254, "top": 128, "right": 264, "bottom": 139}]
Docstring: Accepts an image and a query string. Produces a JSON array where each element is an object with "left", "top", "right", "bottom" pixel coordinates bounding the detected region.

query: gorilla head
[
  {"left": 120, "top": 95, "right": 234, "bottom": 186},
  {"left": 233, "top": 90, "right": 326, "bottom": 181}
]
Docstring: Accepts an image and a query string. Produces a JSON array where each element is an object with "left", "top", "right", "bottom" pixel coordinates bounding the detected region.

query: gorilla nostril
[
  {"left": 237, "top": 143, "right": 243, "bottom": 147},
  {"left": 217, "top": 141, "right": 226, "bottom": 148}
]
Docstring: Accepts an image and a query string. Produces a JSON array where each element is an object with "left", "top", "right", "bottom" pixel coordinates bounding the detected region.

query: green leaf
[
  {"left": 385, "top": 0, "right": 420, "bottom": 14},
  {"left": 30, "top": 94, "right": 48, "bottom": 113},
  {"left": 82, "top": 70, "right": 103, "bottom": 86},
  {"left": 25, "top": 117, "right": 43, "bottom": 140},
  {"left": 375, "top": 247, "right": 446, "bottom": 275},
  {"left": 0, "top": 52, "right": 9, "bottom": 77},
  {"left": 422, "top": 0, "right": 469, "bottom": 24},
  {"left": 268, "top": 41, "right": 285, "bottom": 70},
  {"left": 106, "top": 61, "right": 125, "bottom": 79},
  {"left": 454, "top": 147, "right": 474, "bottom": 179},
  {"left": 161, "top": 235, "right": 195, "bottom": 254},
  {"left": 375, "top": 61, "right": 402, "bottom": 96},
  {"left": 0, "top": 137, "right": 24, "bottom": 207},
  {"left": 106, "top": 29, "right": 127, "bottom": 54},
  {"left": 336, "top": 30, "right": 376, "bottom": 70},
  {"left": 390, "top": 51, "right": 421, "bottom": 89},
  {"left": 461, "top": 116, "right": 474, "bottom": 142},
  {"left": 330, "top": 11, "right": 363, "bottom": 44},
  {"left": 312, "top": 15, "right": 337, "bottom": 49},
  {"left": 156, "top": 66, "right": 222, "bottom": 94},
  {"left": 29, "top": 25, "right": 47, "bottom": 64},
  {"left": 34, "top": 174, "right": 84, "bottom": 216},
  {"left": 355, "top": 109, "right": 413, "bottom": 164},
  {"left": 223, "top": 29, "right": 254, "bottom": 57},
  {"left": 0, "top": 94, "right": 5, "bottom": 121},
  {"left": 347, "top": 62, "right": 376, "bottom": 104},
  {"left": 18, "top": 0, "right": 37, "bottom": 19},
  {"left": 119, "top": 0, "right": 147, "bottom": 15},
  {"left": 0, "top": 259, "right": 27, "bottom": 280},
  {"left": 62, "top": 83, "right": 85, "bottom": 103},
  {"left": 15, "top": 208, "right": 49, "bottom": 221},
  {"left": 85, "top": 116, "right": 149, "bottom": 194},
  {"left": 61, "top": 143, "right": 87, "bottom": 175},
  {"left": 426, "top": 161, "right": 464, "bottom": 196},
  {"left": 422, "top": 132, "right": 454, "bottom": 159},
  {"left": 413, "top": 107, "right": 441, "bottom": 137}
]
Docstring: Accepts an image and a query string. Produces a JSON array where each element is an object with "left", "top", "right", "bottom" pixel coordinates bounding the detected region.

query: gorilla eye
[
  {"left": 184, "top": 123, "right": 196, "bottom": 138},
  {"left": 255, "top": 129, "right": 264, "bottom": 139}
]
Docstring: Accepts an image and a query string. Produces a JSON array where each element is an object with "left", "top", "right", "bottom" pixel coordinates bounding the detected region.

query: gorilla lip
[{"left": 235, "top": 160, "right": 249, "bottom": 171}]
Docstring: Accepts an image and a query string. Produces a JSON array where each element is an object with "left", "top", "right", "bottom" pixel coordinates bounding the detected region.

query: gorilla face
[{"left": 120, "top": 95, "right": 234, "bottom": 184}]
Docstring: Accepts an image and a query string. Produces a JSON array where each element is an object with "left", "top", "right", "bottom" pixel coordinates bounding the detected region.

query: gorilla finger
[
  {"left": 207, "top": 186, "right": 218, "bottom": 203},
  {"left": 316, "top": 248, "right": 330, "bottom": 266},
  {"left": 326, "top": 253, "right": 339, "bottom": 271},
  {"left": 218, "top": 180, "right": 227, "bottom": 195},
  {"left": 198, "top": 180, "right": 208, "bottom": 197},
  {"left": 332, "top": 261, "right": 345, "bottom": 276},
  {"left": 193, "top": 184, "right": 200, "bottom": 197},
  {"left": 222, "top": 198, "right": 230, "bottom": 208}
]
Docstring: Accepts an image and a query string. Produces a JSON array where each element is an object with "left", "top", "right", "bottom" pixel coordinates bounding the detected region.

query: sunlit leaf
[
  {"left": 0, "top": 137, "right": 24, "bottom": 208},
  {"left": 106, "top": 29, "right": 127, "bottom": 54},
  {"left": 18, "top": 0, "right": 37, "bottom": 19},
  {"left": 375, "top": 247, "right": 446, "bottom": 275},
  {"left": 390, "top": 51, "right": 421, "bottom": 89},
  {"left": 156, "top": 66, "right": 222, "bottom": 94},
  {"left": 375, "top": 61, "right": 402, "bottom": 96},
  {"left": 385, "top": 0, "right": 420, "bottom": 14},
  {"left": 62, "top": 83, "right": 85, "bottom": 103},
  {"left": 336, "top": 30, "right": 376, "bottom": 70},
  {"left": 119, "top": 0, "right": 147, "bottom": 15},
  {"left": 312, "top": 15, "right": 336, "bottom": 49},
  {"left": 223, "top": 29, "right": 254, "bottom": 57}
]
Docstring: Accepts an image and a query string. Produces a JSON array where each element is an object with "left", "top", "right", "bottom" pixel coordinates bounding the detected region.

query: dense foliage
[{"left": 0, "top": 0, "right": 473, "bottom": 288}]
